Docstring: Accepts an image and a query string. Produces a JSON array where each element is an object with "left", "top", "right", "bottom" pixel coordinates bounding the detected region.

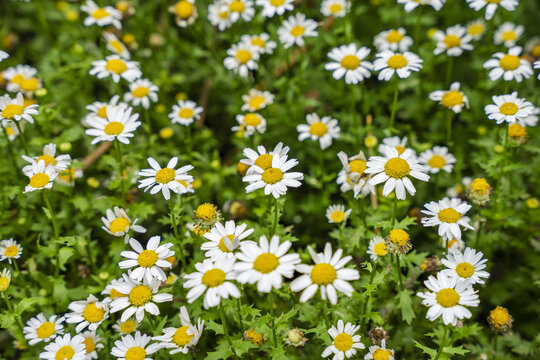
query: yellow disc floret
[
  {"left": 387, "top": 54, "right": 407, "bottom": 69},
  {"left": 201, "top": 268, "right": 226, "bottom": 288},
  {"left": 499, "top": 54, "right": 520, "bottom": 71},
  {"left": 384, "top": 158, "right": 410, "bottom": 179},
  {"left": 262, "top": 168, "right": 283, "bottom": 184},
  {"left": 438, "top": 208, "right": 461, "bottom": 223},
  {"left": 340, "top": 55, "right": 360, "bottom": 70},
  {"left": 441, "top": 91, "right": 463, "bottom": 108},
  {"left": 310, "top": 263, "right": 337, "bottom": 285},
  {"left": 55, "top": 345, "right": 75, "bottom": 360},
  {"left": 104, "top": 121, "right": 124, "bottom": 135},
  {"left": 195, "top": 203, "right": 218, "bottom": 221},
  {"left": 173, "top": 326, "right": 194, "bottom": 346},
  {"left": 137, "top": 250, "right": 159, "bottom": 268},
  {"left": 125, "top": 346, "right": 146, "bottom": 360},
  {"left": 105, "top": 59, "right": 128, "bottom": 74},
  {"left": 36, "top": 322, "right": 55, "bottom": 339},
  {"left": 455, "top": 262, "right": 475, "bottom": 278},
  {"left": 2, "top": 104, "right": 23, "bottom": 119},
  {"left": 82, "top": 302, "right": 106, "bottom": 323},
  {"left": 388, "top": 229, "right": 409, "bottom": 246},
  {"left": 255, "top": 154, "right": 273, "bottom": 169},
  {"left": 155, "top": 168, "right": 176, "bottom": 184},
  {"left": 436, "top": 288, "right": 460, "bottom": 307},
  {"left": 218, "top": 235, "right": 235, "bottom": 252},
  {"left": 253, "top": 253, "right": 279, "bottom": 273},
  {"left": 309, "top": 121, "right": 328, "bottom": 137},
  {"left": 29, "top": 173, "right": 50, "bottom": 189},
  {"left": 333, "top": 333, "right": 353, "bottom": 351},
  {"left": 428, "top": 155, "right": 446, "bottom": 169},
  {"left": 109, "top": 217, "right": 130, "bottom": 233},
  {"left": 128, "top": 285, "right": 153, "bottom": 307}
]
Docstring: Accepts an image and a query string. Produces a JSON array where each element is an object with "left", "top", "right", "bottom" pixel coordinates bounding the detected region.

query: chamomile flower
[
  {"left": 484, "top": 92, "right": 537, "bottom": 126},
  {"left": 322, "top": 320, "right": 365, "bottom": 360},
  {"left": 137, "top": 157, "right": 194, "bottom": 200},
  {"left": 241, "top": 89, "right": 274, "bottom": 112},
  {"left": 433, "top": 25, "right": 473, "bottom": 57},
  {"left": 364, "top": 340, "right": 395, "bottom": 360},
  {"left": 3, "top": 64, "right": 38, "bottom": 92},
  {"left": 429, "top": 82, "right": 469, "bottom": 113},
  {"left": 111, "top": 332, "right": 161, "bottom": 360},
  {"left": 169, "top": 99, "right": 203, "bottom": 126},
  {"left": 24, "top": 160, "right": 57, "bottom": 193},
  {"left": 321, "top": 0, "right": 350, "bottom": 17},
  {"left": 242, "top": 153, "right": 304, "bottom": 199},
  {"left": 379, "top": 136, "right": 408, "bottom": 156},
  {"left": 153, "top": 306, "right": 204, "bottom": 354},
  {"left": 374, "top": 28, "right": 413, "bottom": 52},
  {"left": 256, "top": 0, "right": 294, "bottom": 18},
  {"left": 226, "top": 0, "right": 255, "bottom": 22},
  {"left": 0, "top": 50, "right": 8, "bottom": 62},
  {"left": 85, "top": 105, "right": 141, "bottom": 144},
  {"left": 65, "top": 294, "right": 109, "bottom": 333},
  {"left": 83, "top": 95, "right": 128, "bottom": 125},
  {"left": 441, "top": 247, "right": 490, "bottom": 285},
  {"left": 23, "top": 313, "right": 64, "bottom": 345},
  {"left": 89, "top": 55, "right": 142, "bottom": 83},
  {"left": 110, "top": 277, "right": 173, "bottom": 322},
  {"left": 278, "top": 13, "right": 318, "bottom": 49},
  {"left": 81, "top": 331, "right": 103, "bottom": 360},
  {"left": 367, "top": 236, "right": 388, "bottom": 261},
  {"left": 373, "top": 50, "right": 423, "bottom": 81},
  {"left": 0, "top": 269, "right": 10, "bottom": 292},
  {"left": 113, "top": 318, "right": 139, "bottom": 335},
  {"left": 296, "top": 113, "right": 340, "bottom": 150},
  {"left": 102, "top": 276, "right": 129, "bottom": 302},
  {"left": 208, "top": 1, "right": 233, "bottom": 31},
  {"left": 22, "top": 143, "right": 71, "bottom": 175},
  {"left": 104, "top": 32, "right": 130, "bottom": 59},
  {"left": 240, "top": 142, "right": 290, "bottom": 173},
  {"left": 0, "top": 92, "right": 39, "bottom": 123},
  {"left": 240, "top": 33, "right": 277, "bottom": 55},
  {"left": 534, "top": 59, "right": 540, "bottom": 79},
  {"left": 466, "top": 0, "right": 519, "bottom": 21},
  {"left": 326, "top": 205, "right": 352, "bottom": 224},
  {"left": 325, "top": 43, "right": 372, "bottom": 84},
  {"left": 290, "top": 242, "right": 359, "bottom": 305},
  {"left": 233, "top": 113, "right": 266, "bottom": 137},
  {"left": 466, "top": 19, "right": 486, "bottom": 40},
  {"left": 365, "top": 145, "right": 430, "bottom": 200},
  {"left": 39, "top": 334, "right": 86, "bottom": 360},
  {"left": 421, "top": 197, "right": 474, "bottom": 240},
  {"left": 184, "top": 257, "right": 240, "bottom": 309},
  {"left": 101, "top": 206, "right": 146, "bottom": 243},
  {"left": 417, "top": 272, "right": 479, "bottom": 326},
  {"left": 224, "top": 43, "right": 260, "bottom": 78},
  {"left": 418, "top": 146, "right": 456, "bottom": 174},
  {"left": 1, "top": 120, "right": 20, "bottom": 141},
  {"left": 119, "top": 237, "right": 174, "bottom": 283},
  {"left": 234, "top": 235, "right": 300, "bottom": 293},
  {"left": 494, "top": 22, "right": 524, "bottom": 48},
  {"left": 398, "top": 0, "right": 445, "bottom": 12},
  {"left": 0, "top": 239, "right": 23, "bottom": 264},
  {"left": 81, "top": 0, "right": 122, "bottom": 29},
  {"left": 483, "top": 46, "right": 533, "bottom": 82},
  {"left": 442, "top": 237, "right": 465, "bottom": 252},
  {"left": 124, "top": 79, "right": 158, "bottom": 109},
  {"left": 202, "top": 220, "right": 255, "bottom": 260},
  {"left": 169, "top": 0, "right": 198, "bottom": 27},
  {"left": 336, "top": 151, "right": 375, "bottom": 198}
]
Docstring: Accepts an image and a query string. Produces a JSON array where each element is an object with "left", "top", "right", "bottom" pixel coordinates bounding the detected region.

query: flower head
[
  {"left": 421, "top": 197, "right": 474, "bottom": 240},
  {"left": 119, "top": 236, "right": 175, "bottom": 283},
  {"left": 322, "top": 320, "right": 365, "bottom": 359},
  {"left": 137, "top": 157, "right": 194, "bottom": 200}
]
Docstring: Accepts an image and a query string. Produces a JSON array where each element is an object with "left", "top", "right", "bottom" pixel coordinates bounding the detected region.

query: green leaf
[
  {"left": 13, "top": 297, "right": 40, "bottom": 315},
  {"left": 58, "top": 246, "right": 75, "bottom": 270},
  {"left": 396, "top": 289, "right": 415, "bottom": 324},
  {"left": 443, "top": 345, "right": 469, "bottom": 356},
  {"left": 413, "top": 340, "right": 437, "bottom": 357}
]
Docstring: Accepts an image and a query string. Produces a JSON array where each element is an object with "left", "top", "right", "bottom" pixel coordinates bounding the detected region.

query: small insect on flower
[
  {"left": 232, "top": 112, "right": 266, "bottom": 137},
  {"left": 484, "top": 92, "right": 537, "bottom": 126},
  {"left": 297, "top": 113, "right": 340, "bottom": 149},
  {"left": 85, "top": 105, "right": 141, "bottom": 144},
  {"left": 240, "top": 33, "right": 277, "bottom": 55},
  {"left": 154, "top": 306, "right": 204, "bottom": 354},
  {"left": 65, "top": 294, "right": 109, "bottom": 333},
  {"left": 321, "top": 0, "right": 350, "bottom": 17},
  {"left": 169, "top": 0, "right": 198, "bottom": 28},
  {"left": 421, "top": 197, "right": 474, "bottom": 240},
  {"left": 429, "top": 82, "right": 469, "bottom": 113},
  {"left": 487, "top": 306, "right": 513, "bottom": 333},
  {"left": 483, "top": 46, "right": 533, "bottom": 82},
  {"left": 81, "top": 0, "right": 123, "bottom": 29},
  {"left": 123, "top": 79, "right": 159, "bottom": 109},
  {"left": 433, "top": 25, "right": 474, "bottom": 57},
  {"left": 241, "top": 88, "right": 274, "bottom": 112},
  {"left": 336, "top": 151, "right": 375, "bottom": 198},
  {"left": 202, "top": 220, "right": 255, "bottom": 260},
  {"left": 111, "top": 331, "right": 161, "bottom": 360},
  {"left": 466, "top": 0, "right": 519, "bottom": 20},
  {"left": 38, "top": 334, "right": 87, "bottom": 360},
  {"left": 168, "top": 99, "right": 204, "bottom": 126},
  {"left": 89, "top": 55, "right": 142, "bottom": 83},
  {"left": 256, "top": 0, "right": 295, "bottom": 18},
  {"left": 0, "top": 239, "right": 23, "bottom": 264},
  {"left": 325, "top": 43, "right": 372, "bottom": 84},
  {"left": 224, "top": 43, "right": 260, "bottom": 78},
  {"left": 119, "top": 236, "right": 175, "bottom": 283},
  {"left": 364, "top": 339, "right": 395, "bottom": 360},
  {"left": 0, "top": 92, "right": 39, "bottom": 123},
  {"left": 418, "top": 146, "right": 456, "bottom": 174},
  {"left": 367, "top": 236, "right": 388, "bottom": 261},
  {"left": 326, "top": 204, "right": 352, "bottom": 224},
  {"left": 322, "top": 320, "right": 365, "bottom": 360},
  {"left": 137, "top": 157, "right": 194, "bottom": 200},
  {"left": 441, "top": 247, "right": 490, "bottom": 285},
  {"left": 278, "top": 13, "right": 318, "bottom": 49},
  {"left": 373, "top": 50, "right": 423, "bottom": 81},
  {"left": 81, "top": 331, "right": 103, "bottom": 360},
  {"left": 23, "top": 160, "right": 58, "bottom": 193},
  {"left": 374, "top": 28, "right": 413, "bottom": 52},
  {"left": 23, "top": 313, "right": 64, "bottom": 345},
  {"left": 101, "top": 206, "right": 146, "bottom": 243}
]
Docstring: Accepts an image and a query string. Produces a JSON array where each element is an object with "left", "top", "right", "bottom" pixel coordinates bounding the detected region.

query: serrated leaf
[
  {"left": 58, "top": 246, "right": 75, "bottom": 270},
  {"left": 397, "top": 289, "right": 415, "bottom": 324},
  {"left": 413, "top": 340, "right": 437, "bottom": 357}
]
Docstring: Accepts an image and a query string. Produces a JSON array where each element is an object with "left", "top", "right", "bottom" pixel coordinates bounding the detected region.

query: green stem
[
  {"left": 114, "top": 140, "right": 127, "bottom": 204},
  {"left": 321, "top": 299, "right": 331, "bottom": 327},
  {"left": 389, "top": 80, "right": 399, "bottom": 131},
  {"left": 391, "top": 197, "right": 398, "bottom": 226},
  {"left": 360, "top": 197, "right": 367, "bottom": 229},
  {"left": 219, "top": 302, "right": 239, "bottom": 360},
  {"left": 414, "top": 5, "right": 423, "bottom": 44},
  {"left": 360, "top": 261, "right": 377, "bottom": 329},
  {"left": 474, "top": 209, "right": 483, "bottom": 249},
  {"left": 12, "top": 259, "right": 20, "bottom": 274},
  {"left": 269, "top": 290, "right": 278, "bottom": 346},
  {"left": 2, "top": 292, "right": 25, "bottom": 336},
  {"left": 235, "top": 297, "right": 245, "bottom": 330},
  {"left": 495, "top": 123, "right": 509, "bottom": 205},
  {"left": 446, "top": 111, "right": 453, "bottom": 146},
  {"left": 42, "top": 191, "right": 60, "bottom": 277},
  {"left": 170, "top": 197, "right": 187, "bottom": 270},
  {"left": 271, "top": 198, "right": 279, "bottom": 236},
  {"left": 434, "top": 326, "right": 449, "bottom": 360},
  {"left": 1, "top": 123, "right": 19, "bottom": 174},
  {"left": 395, "top": 254, "right": 403, "bottom": 286},
  {"left": 446, "top": 57, "right": 454, "bottom": 85},
  {"left": 14, "top": 121, "right": 29, "bottom": 154}
]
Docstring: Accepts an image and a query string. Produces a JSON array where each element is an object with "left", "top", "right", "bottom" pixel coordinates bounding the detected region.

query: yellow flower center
[
  {"left": 443, "top": 34, "right": 461, "bottom": 48},
  {"left": 309, "top": 121, "right": 328, "bottom": 137},
  {"left": 21, "top": 77, "right": 39, "bottom": 91},
  {"left": 91, "top": 8, "right": 109, "bottom": 19},
  {"left": 155, "top": 168, "right": 176, "bottom": 184},
  {"left": 290, "top": 26, "right": 305, "bottom": 37},
  {"left": 455, "top": 262, "right": 475, "bottom": 278},
  {"left": 349, "top": 159, "right": 367, "bottom": 174},
  {"left": 109, "top": 217, "right": 130, "bottom": 233},
  {"left": 36, "top": 322, "right": 55, "bottom": 339},
  {"left": 235, "top": 49, "right": 252, "bottom": 64},
  {"left": 4, "top": 245, "right": 19, "bottom": 257},
  {"left": 105, "top": 59, "right": 128, "bottom": 74},
  {"left": 501, "top": 31, "right": 517, "bottom": 41},
  {"left": 2, "top": 104, "right": 24, "bottom": 119},
  {"left": 468, "top": 23, "right": 484, "bottom": 36},
  {"left": 499, "top": 54, "right": 520, "bottom": 71},
  {"left": 11, "top": 74, "right": 25, "bottom": 85},
  {"left": 218, "top": 10, "right": 229, "bottom": 19},
  {"left": 532, "top": 44, "right": 540, "bottom": 58},
  {"left": 137, "top": 250, "right": 159, "bottom": 267},
  {"left": 395, "top": 145, "right": 406, "bottom": 155},
  {"left": 173, "top": 326, "right": 194, "bottom": 346},
  {"left": 374, "top": 242, "right": 387, "bottom": 256},
  {"left": 125, "top": 346, "right": 146, "bottom": 360},
  {"left": 195, "top": 203, "right": 218, "bottom": 221},
  {"left": 330, "top": 211, "right": 345, "bottom": 223},
  {"left": 471, "top": 178, "right": 490, "bottom": 194},
  {"left": 373, "top": 349, "right": 393, "bottom": 360},
  {"left": 83, "top": 337, "right": 96, "bottom": 354},
  {"left": 333, "top": 333, "right": 353, "bottom": 351},
  {"left": 37, "top": 154, "right": 57, "bottom": 167},
  {"left": 218, "top": 235, "right": 235, "bottom": 252},
  {"left": 254, "top": 154, "right": 273, "bottom": 170},
  {"left": 82, "top": 302, "right": 106, "bottom": 323},
  {"left": 229, "top": 0, "right": 245, "bottom": 12},
  {"left": 251, "top": 37, "right": 265, "bottom": 47},
  {"left": 128, "top": 285, "right": 153, "bottom": 306},
  {"left": 261, "top": 168, "right": 283, "bottom": 184},
  {"left": 499, "top": 102, "right": 518, "bottom": 115},
  {"left": 97, "top": 106, "right": 108, "bottom": 118},
  {"left": 441, "top": 91, "right": 463, "bottom": 108},
  {"left": 340, "top": 55, "right": 360, "bottom": 70},
  {"left": 270, "top": 0, "right": 286, "bottom": 5},
  {"left": 0, "top": 277, "right": 9, "bottom": 291},
  {"left": 386, "top": 30, "right": 404, "bottom": 43},
  {"left": 244, "top": 113, "right": 261, "bottom": 126},
  {"left": 175, "top": 1, "right": 194, "bottom": 19},
  {"left": 178, "top": 108, "right": 194, "bottom": 118},
  {"left": 132, "top": 86, "right": 149, "bottom": 98},
  {"left": 486, "top": 0, "right": 500, "bottom": 3},
  {"left": 437, "top": 208, "right": 461, "bottom": 223},
  {"left": 388, "top": 229, "right": 409, "bottom": 246},
  {"left": 384, "top": 158, "right": 410, "bottom": 179},
  {"left": 201, "top": 268, "right": 226, "bottom": 287},
  {"left": 30, "top": 173, "right": 50, "bottom": 188},
  {"left": 109, "top": 288, "right": 126, "bottom": 300},
  {"left": 110, "top": 40, "right": 125, "bottom": 54},
  {"left": 490, "top": 307, "right": 510, "bottom": 327},
  {"left": 387, "top": 54, "right": 407, "bottom": 69},
  {"left": 253, "top": 253, "right": 279, "bottom": 274},
  {"left": 55, "top": 345, "right": 75, "bottom": 360},
  {"left": 120, "top": 320, "right": 137, "bottom": 333},
  {"left": 248, "top": 96, "right": 265, "bottom": 110},
  {"left": 310, "top": 263, "right": 337, "bottom": 285},
  {"left": 508, "top": 123, "right": 526, "bottom": 137},
  {"left": 428, "top": 155, "right": 446, "bottom": 169},
  {"left": 329, "top": 3, "right": 343, "bottom": 13},
  {"left": 436, "top": 288, "right": 460, "bottom": 308},
  {"left": 104, "top": 121, "right": 124, "bottom": 135}
]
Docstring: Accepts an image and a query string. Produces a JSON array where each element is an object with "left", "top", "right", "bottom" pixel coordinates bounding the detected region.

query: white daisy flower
[
  {"left": 208, "top": 1, "right": 233, "bottom": 31},
  {"left": 24, "top": 160, "right": 58, "bottom": 193},
  {"left": 169, "top": 0, "right": 198, "bottom": 28},
  {"left": 378, "top": 136, "right": 409, "bottom": 155},
  {"left": 417, "top": 272, "right": 480, "bottom": 326},
  {"left": 441, "top": 247, "right": 490, "bottom": 285},
  {"left": 374, "top": 28, "right": 413, "bottom": 52},
  {"left": 242, "top": 153, "right": 304, "bottom": 199},
  {"left": 325, "top": 43, "right": 372, "bottom": 84},
  {"left": 103, "top": 32, "right": 130, "bottom": 59},
  {"left": 321, "top": 0, "right": 350, "bottom": 17},
  {"left": 184, "top": 257, "right": 240, "bottom": 309},
  {"left": 534, "top": 59, "right": 540, "bottom": 79},
  {"left": 296, "top": 113, "right": 340, "bottom": 150},
  {"left": 256, "top": 0, "right": 294, "bottom": 18},
  {"left": 22, "top": 143, "right": 71, "bottom": 175},
  {"left": 336, "top": 151, "right": 375, "bottom": 198},
  {"left": 0, "top": 92, "right": 39, "bottom": 123},
  {"left": 367, "top": 236, "right": 388, "bottom": 262},
  {"left": 421, "top": 197, "right": 474, "bottom": 240},
  {"left": 484, "top": 92, "right": 537, "bottom": 126},
  {"left": 0, "top": 50, "right": 8, "bottom": 62},
  {"left": 137, "top": 157, "right": 194, "bottom": 200},
  {"left": 326, "top": 205, "right": 352, "bottom": 224},
  {"left": 365, "top": 145, "right": 430, "bottom": 200},
  {"left": 119, "top": 236, "right": 174, "bottom": 283},
  {"left": 418, "top": 146, "right": 456, "bottom": 174},
  {"left": 1, "top": 119, "right": 20, "bottom": 141},
  {"left": 224, "top": 43, "right": 260, "bottom": 78},
  {"left": 483, "top": 46, "right": 533, "bottom": 82},
  {"left": 101, "top": 206, "right": 147, "bottom": 243},
  {"left": 241, "top": 88, "right": 274, "bottom": 112},
  {"left": 433, "top": 25, "right": 473, "bottom": 57},
  {"left": 81, "top": 0, "right": 122, "bottom": 29},
  {"left": 110, "top": 277, "right": 173, "bottom": 322},
  {"left": 494, "top": 22, "right": 524, "bottom": 48},
  {"left": 169, "top": 99, "right": 203, "bottom": 126},
  {"left": 240, "top": 33, "right": 277, "bottom": 55},
  {"left": 202, "top": 220, "right": 255, "bottom": 260},
  {"left": 111, "top": 331, "right": 161, "bottom": 360},
  {"left": 398, "top": 0, "right": 446, "bottom": 12},
  {"left": 56, "top": 167, "right": 83, "bottom": 187},
  {"left": 322, "top": 320, "right": 365, "bottom": 360},
  {"left": 113, "top": 318, "right": 139, "bottom": 335},
  {"left": 226, "top": 0, "right": 255, "bottom": 22},
  {"left": 85, "top": 105, "right": 141, "bottom": 144},
  {"left": 364, "top": 339, "right": 395, "bottom": 360},
  {"left": 373, "top": 50, "right": 423, "bottom": 81},
  {"left": 124, "top": 79, "right": 159, "bottom": 109},
  {"left": 0, "top": 268, "right": 10, "bottom": 291},
  {"left": 278, "top": 13, "right": 318, "bottom": 49},
  {"left": 442, "top": 237, "right": 466, "bottom": 252},
  {"left": 240, "top": 142, "right": 290, "bottom": 173},
  {"left": 0, "top": 239, "right": 23, "bottom": 264},
  {"left": 466, "top": 19, "right": 486, "bottom": 40},
  {"left": 153, "top": 306, "right": 204, "bottom": 355},
  {"left": 234, "top": 235, "right": 300, "bottom": 293},
  {"left": 65, "top": 294, "right": 109, "bottom": 333},
  {"left": 429, "top": 82, "right": 469, "bottom": 113},
  {"left": 39, "top": 334, "right": 86, "bottom": 360},
  {"left": 2, "top": 64, "right": 38, "bottom": 90},
  {"left": 89, "top": 55, "right": 142, "bottom": 83},
  {"left": 232, "top": 112, "right": 266, "bottom": 137},
  {"left": 23, "top": 313, "right": 64, "bottom": 345},
  {"left": 290, "top": 242, "right": 359, "bottom": 305},
  {"left": 102, "top": 276, "right": 130, "bottom": 302},
  {"left": 83, "top": 95, "right": 128, "bottom": 126},
  {"left": 466, "top": 0, "right": 519, "bottom": 20},
  {"left": 81, "top": 331, "right": 103, "bottom": 360}
]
